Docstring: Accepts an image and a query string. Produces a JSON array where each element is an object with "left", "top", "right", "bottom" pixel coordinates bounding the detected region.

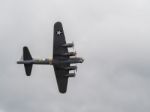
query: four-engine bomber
[{"left": 17, "top": 22, "right": 84, "bottom": 93}]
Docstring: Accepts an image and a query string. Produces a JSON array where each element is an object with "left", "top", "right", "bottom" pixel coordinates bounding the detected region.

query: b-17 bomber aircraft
[{"left": 17, "top": 22, "right": 84, "bottom": 93}]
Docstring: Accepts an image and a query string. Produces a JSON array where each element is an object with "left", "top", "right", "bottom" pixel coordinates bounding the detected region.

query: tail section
[
  {"left": 23, "top": 47, "right": 32, "bottom": 60},
  {"left": 23, "top": 46, "right": 33, "bottom": 76},
  {"left": 24, "top": 64, "right": 32, "bottom": 76}
]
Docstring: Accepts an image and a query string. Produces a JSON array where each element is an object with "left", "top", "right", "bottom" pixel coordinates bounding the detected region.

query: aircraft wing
[
  {"left": 53, "top": 22, "right": 69, "bottom": 93},
  {"left": 53, "top": 67, "right": 69, "bottom": 93},
  {"left": 53, "top": 22, "right": 68, "bottom": 60}
]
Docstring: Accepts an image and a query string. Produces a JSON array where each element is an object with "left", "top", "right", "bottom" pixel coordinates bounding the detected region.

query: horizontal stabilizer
[{"left": 24, "top": 64, "right": 33, "bottom": 76}]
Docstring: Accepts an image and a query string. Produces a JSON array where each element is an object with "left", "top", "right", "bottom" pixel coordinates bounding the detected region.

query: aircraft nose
[{"left": 80, "top": 58, "right": 84, "bottom": 63}]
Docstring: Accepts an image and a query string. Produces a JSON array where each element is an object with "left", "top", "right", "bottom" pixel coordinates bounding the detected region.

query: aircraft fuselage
[{"left": 17, "top": 57, "right": 83, "bottom": 65}]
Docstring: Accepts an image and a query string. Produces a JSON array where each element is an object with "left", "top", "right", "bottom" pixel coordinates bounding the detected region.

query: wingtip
[
  {"left": 60, "top": 91, "right": 67, "bottom": 94},
  {"left": 54, "top": 21, "right": 62, "bottom": 26},
  {"left": 23, "top": 46, "right": 28, "bottom": 50},
  {"left": 59, "top": 89, "right": 67, "bottom": 94},
  {"left": 25, "top": 72, "right": 31, "bottom": 76}
]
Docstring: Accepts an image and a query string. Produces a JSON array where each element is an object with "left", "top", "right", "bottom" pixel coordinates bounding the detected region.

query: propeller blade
[
  {"left": 72, "top": 41, "right": 75, "bottom": 51},
  {"left": 75, "top": 64, "right": 77, "bottom": 72}
]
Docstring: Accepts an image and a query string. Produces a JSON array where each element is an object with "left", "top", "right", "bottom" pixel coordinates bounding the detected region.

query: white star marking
[{"left": 57, "top": 30, "right": 62, "bottom": 35}]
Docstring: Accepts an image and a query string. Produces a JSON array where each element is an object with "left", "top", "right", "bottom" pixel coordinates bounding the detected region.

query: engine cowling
[
  {"left": 65, "top": 73, "right": 76, "bottom": 77},
  {"left": 64, "top": 66, "right": 77, "bottom": 70},
  {"left": 61, "top": 43, "right": 74, "bottom": 47},
  {"left": 60, "top": 52, "right": 76, "bottom": 56}
]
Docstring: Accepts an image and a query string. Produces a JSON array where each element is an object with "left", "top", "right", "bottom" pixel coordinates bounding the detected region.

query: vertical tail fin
[
  {"left": 23, "top": 46, "right": 33, "bottom": 76},
  {"left": 23, "top": 47, "right": 32, "bottom": 60}
]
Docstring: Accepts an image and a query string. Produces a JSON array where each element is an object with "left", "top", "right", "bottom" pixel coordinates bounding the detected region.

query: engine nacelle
[
  {"left": 65, "top": 73, "right": 76, "bottom": 77},
  {"left": 62, "top": 57, "right": 84, "bottom": 64},
  {"left": 61, "top": 43, "right": 74, "bottom": 47},
  {"left": 64, "top": 66, "right": 77, "bottom": 70},
  {"left": 60, "top": 52, "right": 76, "bottom": 56}
]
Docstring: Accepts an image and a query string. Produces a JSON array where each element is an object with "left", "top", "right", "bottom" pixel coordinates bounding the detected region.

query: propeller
[
  {"left": 72, "top": 42, "right": 78, "bottom": 72},
  {"left": 72, "top": 41, "right": 75, "bottom": 51},
  {"left": 75, "top": 66, "right": 77, "bottom": 72},
  {"left": 21, "top": 55, "right": 23, "bottom": 60},
  {"left": 69, "top": 42, "right": 78, "bottom": 73},
  {"left": 72, "top": 42, "right": 77, "bottom": 56},
  {"left": 74, "top": 70, "right": 76, "bottom": 76}
]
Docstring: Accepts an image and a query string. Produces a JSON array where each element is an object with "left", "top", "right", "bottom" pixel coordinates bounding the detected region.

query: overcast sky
[{"left": 0, "top": 0, "right": 150, "bottom": 112}]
